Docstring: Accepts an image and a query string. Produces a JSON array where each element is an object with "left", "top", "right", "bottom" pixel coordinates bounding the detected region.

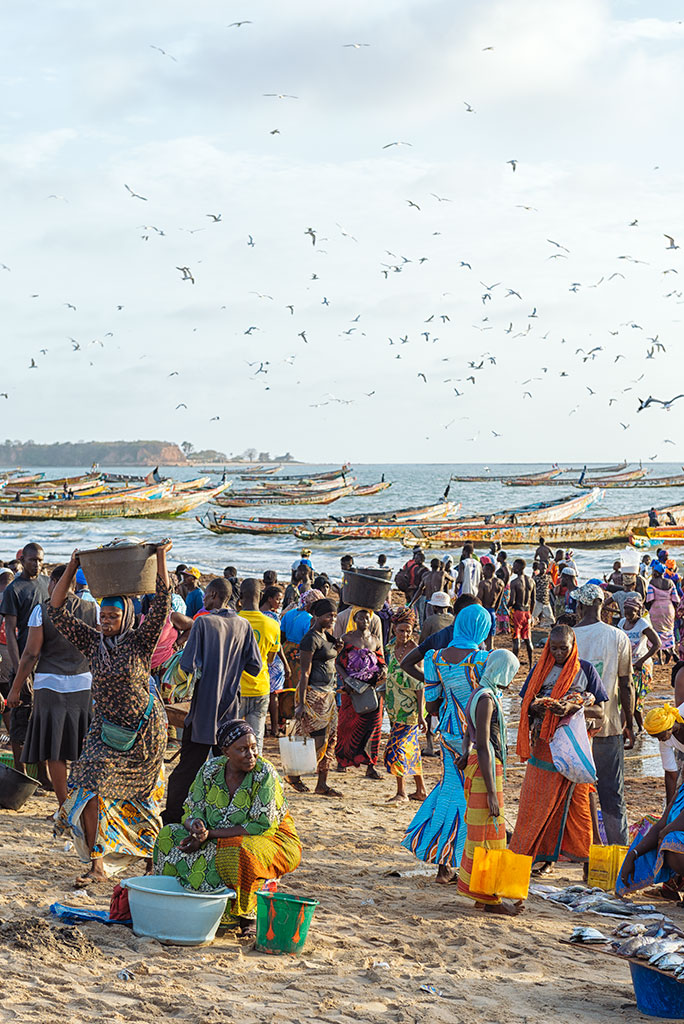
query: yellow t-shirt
[{"left": 238, "top": 610, "right": 281, "bottom": 697}]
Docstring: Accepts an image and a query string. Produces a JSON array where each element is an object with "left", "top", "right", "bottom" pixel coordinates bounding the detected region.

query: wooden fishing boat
[
  {"left": 232, "top": 479, "right": 356, "bottom": 500},
  {"left": 500, "top": 468, "right": 566, "bottom": 486},
  {"left": 402, "top": 501, "right": 684, "bottom": 550},
  {"left": 172, "top": 477, "right": 212, "bottom": 492},
  {"left": 579, "top": 473, "right": 684, "bottom": 489},
  {"left": 3, "top": 472, "right": 45, "bottom": 486},
  {"left": 629, "top": 527, "right": 684, "bottom": 548},
  {"left": 3, "top": 472, "right": 99, "bottom": 492},
  {"left": 247, "top": 465, "right": 352, "bottom": 483},
  {"left": 214, "top": 484, "right": 355, "bottom": 507},
  {"left": 2, "top": 481, "right": 173, "bottom": 508},
  {"left": 351, "top": 481, "right": 392, "bottom": 497},
  {"left": 0, "top": 484, "right": 229, "bottom": 521},
  {"left": 564, "top": 461, "right": 628, "bottom": 475},
  {"left": 576, "top": 467, "right": 648, "bottom": 487},
  {"left": 197, "top": 500, "right": 460, "bottom": 536},
  {"left": 251, "top": 473, "right": 354, "bottom": 492}
]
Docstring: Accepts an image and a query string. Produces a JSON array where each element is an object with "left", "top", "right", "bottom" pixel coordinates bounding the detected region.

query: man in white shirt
[
  {"left": 456, "top": 543, "right": 481, "bottom": 597},
  {"left": 573, "top": 582, "right": 634, "bottom": 845}
]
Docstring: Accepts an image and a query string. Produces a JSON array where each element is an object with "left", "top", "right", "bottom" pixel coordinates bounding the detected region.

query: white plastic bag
[
  {"left": 278, "top": 734, "right": 318, "bottom": 776},
  {"left": 548, "top": 708, "right": 597, "bottom": 784}
]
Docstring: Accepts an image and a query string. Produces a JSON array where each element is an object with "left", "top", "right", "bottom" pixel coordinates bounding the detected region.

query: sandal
[
  {"left": 286, "top": 777, "right": 310, "bottom": 793},
  {"left": 314, "top": 786, "right": 343, "bottom": 798}
]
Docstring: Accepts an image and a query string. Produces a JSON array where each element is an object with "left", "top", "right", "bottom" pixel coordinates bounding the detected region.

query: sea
[
  {"left": 1, "top": 460, "right": 675, "bottom": 779},
  {"left": 2, "top": 461, "right": 681, "bottom": 581}
]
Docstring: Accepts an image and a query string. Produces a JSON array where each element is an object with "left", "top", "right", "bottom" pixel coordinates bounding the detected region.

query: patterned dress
[
  {"left": 383, "top": 642, "right": 423, "bottom": 778},
  {"left": 154, "top": 755, "right": 301, "bottom": 920},
  {"left": 49, "top": 575, "right": 171, "bottom": 868}
]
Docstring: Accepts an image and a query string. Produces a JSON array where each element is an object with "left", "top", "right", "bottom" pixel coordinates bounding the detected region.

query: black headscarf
[{"left": 217, "top": 719, "right": 255, "bottom": 750}]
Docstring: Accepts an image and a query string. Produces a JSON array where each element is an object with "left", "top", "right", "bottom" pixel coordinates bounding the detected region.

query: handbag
[
  {"left": 345, "top": 676, "right": 379, "bottom": 715},
  {"left": 101, "top": 693, "right": 155, "bottom": 752},
  {"left": 548, "top": 708, "right": 597, "bottom": 784},
  {"left": 471, "top": 844, "right": 533, "bottom": 901}
]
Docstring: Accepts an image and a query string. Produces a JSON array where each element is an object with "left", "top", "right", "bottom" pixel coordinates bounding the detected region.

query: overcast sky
[{"left": 2, "top": 0, "right": 684, "bottom": 464}]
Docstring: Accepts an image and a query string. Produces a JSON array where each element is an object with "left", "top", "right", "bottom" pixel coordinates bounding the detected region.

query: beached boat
[
  {"left": 0, "top": 484, "right": 229, "bottom": 521},
  {"left": 402, "top": 501, "right": 684, "bottom": 549},
  {"left": 197, "top": 500, "right": 459, "bottom": 536},
  {"left": 213, "top": 484, "right": 355, "bottom": 507}
]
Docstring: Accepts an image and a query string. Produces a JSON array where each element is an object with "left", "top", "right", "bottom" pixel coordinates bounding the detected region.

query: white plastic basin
[{"left": 121, "top": 875, "right": 235, "bottom": 945}]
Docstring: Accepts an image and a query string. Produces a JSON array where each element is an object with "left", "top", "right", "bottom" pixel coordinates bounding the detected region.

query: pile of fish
[
  {"left": 570, "top": 919, "right": 684, "bottom": 978},
  {"left": 535, "top": 883, "right": 658, "bottom": 917}
]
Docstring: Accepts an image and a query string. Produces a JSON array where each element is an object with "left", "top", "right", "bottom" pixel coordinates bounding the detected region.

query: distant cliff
[{"left": 0, "top": 440, "right": 188, "bottom": 467}]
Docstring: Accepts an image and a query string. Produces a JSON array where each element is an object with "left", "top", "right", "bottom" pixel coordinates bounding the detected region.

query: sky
[{"left": 2, "top": 0, "right": 684, "bottom": 464}]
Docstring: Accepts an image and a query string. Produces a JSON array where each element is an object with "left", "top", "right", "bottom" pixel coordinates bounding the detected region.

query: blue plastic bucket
[{"left": 629, "top": 962, "right": 684, "bottom": 1018}]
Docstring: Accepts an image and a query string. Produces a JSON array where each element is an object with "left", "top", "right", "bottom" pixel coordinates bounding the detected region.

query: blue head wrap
[
  {"left": 101, "top": 596, "right": 126, "bottom": 611},
  {"left": 651, "top": 560, "right": 665, "bottom": 575},
  {"left": 450, "top": 604, "right": 492, "bottom": 650}
]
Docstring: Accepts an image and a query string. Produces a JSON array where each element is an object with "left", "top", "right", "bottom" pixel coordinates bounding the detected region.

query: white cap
[{"left": 429, "top": 591, "right": 451, "bottom": 608}]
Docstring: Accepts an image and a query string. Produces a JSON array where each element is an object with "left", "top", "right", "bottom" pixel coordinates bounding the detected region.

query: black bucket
[
  {"left": 341, "top": 568, "right": 392, "bottom": 611},
  {"left": 0, "top": 763, "right": 39, "bottom": 810}
]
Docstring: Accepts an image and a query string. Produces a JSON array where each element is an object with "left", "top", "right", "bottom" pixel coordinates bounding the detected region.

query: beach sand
[{"left": 0, "top": 663, "right": 676, "bottom": 1023}]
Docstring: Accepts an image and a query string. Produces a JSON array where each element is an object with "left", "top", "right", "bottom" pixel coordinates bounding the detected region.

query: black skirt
[{"left": 21, "top": 688, "right": 92, "bottom": 763}]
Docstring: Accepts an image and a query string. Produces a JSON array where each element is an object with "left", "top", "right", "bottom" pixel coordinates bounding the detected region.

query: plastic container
[
  {"left": 0, "top": 762, "right": 39, "bottom": 810},
  {"left": 470, "top": 846, "right": 533, "bottom": 901},
  {"left": 629, "top": 961, "right": 684, "bottom": 1018},
  {"left": 121, "top": 875, "right": 234, "bottom": 945},
  {"left": 256, "top": 891, "right": 318, "bottom": 954},
  {"left": 587, "top": 844, "right": 629, "bottom": 892},
  {"left": 341, "top": 568, "right": 392, "bottom": 611},
  {"left": 279, "top": 734, "right": 318, "bottom": 776},
  {"left": 78, "top": 542, "right": 158, "bottom": 599}
]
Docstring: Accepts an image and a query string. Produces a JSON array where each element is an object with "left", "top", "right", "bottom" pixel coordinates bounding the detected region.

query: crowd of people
[{"left": 0, "top": 534, "right": 682, "bottom": 926}]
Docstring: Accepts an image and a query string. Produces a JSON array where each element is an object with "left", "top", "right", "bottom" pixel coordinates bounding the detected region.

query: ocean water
[{"left": 1, "top": 461, "right": 682, "bottom": 583}]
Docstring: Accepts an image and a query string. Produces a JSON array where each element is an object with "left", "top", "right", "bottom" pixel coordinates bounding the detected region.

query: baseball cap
[
  {"left": 428, "top": 591, "right": 451, "bottom": 608},
  {"left": 183, "top": 566, "right": 201, "bottom": 579},
  {"left": 561, "top": 566, "right": 576, "bottom": 576}
]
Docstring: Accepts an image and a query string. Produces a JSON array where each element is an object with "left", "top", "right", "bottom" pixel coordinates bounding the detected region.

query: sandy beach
[{"left": 0, "top": 651, "right": 674, "bottom": 1024}]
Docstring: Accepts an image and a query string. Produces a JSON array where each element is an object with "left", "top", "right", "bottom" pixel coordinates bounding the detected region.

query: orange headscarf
[{"left": 516, "top": 636, "right": 580, "bottom": 761}]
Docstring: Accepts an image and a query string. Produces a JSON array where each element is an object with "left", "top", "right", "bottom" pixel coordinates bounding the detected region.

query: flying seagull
[
  {"left": 124, "top": 184, "right": 147, "bottom": 201},
  {"left": 150, "top": 44, "right": 177, "bottom": 61},
  {"left": 305, "top": 227, "right": 316, "bottom": 245},
  {"left": 463, "top": 102, "right": 475, "bottom": 112},
  {"left": 176, "top": 266, "right": 195, "bottom": 284},
  {"left": 343, "top": 42, "right": 370, "bottom": 48},
  {"left": 382, "top": 141, "right": 412, "bottom": 149},
  {"left": 665, "top": 234, "right": 679, "bottom": 249},
  {"left": 228, "top": 21, "right": 252, "bottom": 27},
  {"left": 175, "top": 403, "right": 187, "bottom": 410},
  {"left": 263, "top": 93, "right": 298, "bottom": 99},
  {"left": 507, "top": 159, "right": 518, "bottom": 172},
  {"left": 206, "top": 213, "right": 221, "bottom": 222}
]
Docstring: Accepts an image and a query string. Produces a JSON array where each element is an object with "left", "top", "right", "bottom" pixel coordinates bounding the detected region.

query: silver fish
[
  {"left": 647, "top": 939, "right": 684, "bottom": 962},
  {"left": 616, "top": 936, "right": 648, "bottom": 956},
  {"left": 652, "top": 953, "right": 684, "bottom": 972},
  {"left": 615, "top": 922, "right": 646, "bottom": 937},
  {"left": 634, "top": 938, "right": 659, "bottom": 958},
  {"left": 570, "top": 927, "right": 608, "bottom": 944}
]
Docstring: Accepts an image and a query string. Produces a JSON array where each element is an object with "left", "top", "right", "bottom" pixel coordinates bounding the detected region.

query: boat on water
[
  {"left": 451, "top": 466, "right": 564, "bottom": 484},
  {"left": 0, "top": 483, "right": 229, "bottom": 521},
  {"left": 2, "top": 471, "right": 46, "bottom": 486},
  {"left": 197, "top": 500, "right": 459, "bottom": 536},
  {"left": 291, "top": 489, "right": 603, "bottom": 541},
  {"left": 403, "top": 501, "right": 684, "bottom": 549},
  {"left": 578, "top": 472, "right": 684, "bottom": 489},
  {"left": 249, "top": 473, "right": 355, "bottom": 493},
  {"left": 240, "top": 464, "right": 351, "bottom": 483},
  {"left": 214, "top": 483, "right": 356, "bottom": 507},
  {"left": 498, "top": 467, "right": 566, "bottom": 486},
  {"left": 171, "top": 476, "right": 213, "bottom": 491},
  {"left": 3, "top": 472, "right": 104, "bottom": 494},
  {"left": 352, "top": 481, "right": 392, "bottom": 497},
  {"left": 629, "top": 527, "right": 684, "bottom": 548}
]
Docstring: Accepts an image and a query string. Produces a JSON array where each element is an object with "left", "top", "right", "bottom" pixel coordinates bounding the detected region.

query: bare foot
[
  {"left": 387, "top": 793, "right": 409, "bottom": 803},
  {"left": 365, "top": 766, "right": 381, "bottom": 780},
  {"left": 483, "top": 901, "right": 524, "bottom": 916},
  {"left": 532, "top": 862, "right": 554, "bottom": 877},
  {"left": 435, "top": 865, "right": 456, "bottom": 885},
  {"left": 74, "top": 869, "right": 108, "bottom": 887},
  {"left": 314, "top": 785, "right": 343, "bottom": 798},
  {"left": 335, "top": 764, "right": 347, "bottom": 773},
  {"left": 409, "top": 791, "right": 426, "bottom": 802}
]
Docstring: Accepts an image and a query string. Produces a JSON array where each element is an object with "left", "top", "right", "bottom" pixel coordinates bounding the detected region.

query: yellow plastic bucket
[{"left": 471, "top": 847, "right": 533, "bottom": 901}]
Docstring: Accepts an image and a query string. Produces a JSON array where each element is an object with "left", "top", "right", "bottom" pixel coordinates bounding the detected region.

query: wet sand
[{"left": 0, "top": 655, "right": 676, "bottom": 1024}]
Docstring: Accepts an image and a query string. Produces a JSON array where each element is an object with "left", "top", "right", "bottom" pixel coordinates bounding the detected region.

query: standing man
[
  {"left": 181, "top": 567, "right": 205, "bottom": 617},
  {"left": 535, "top": 536, "right": 554, "bottom": 564},
  {"left": 0, "top": 542, "right": 49, "bottom": 771},
  {"left": 573, "top": 582, "right": 634, "bottom": 845},
  {"left": 531, "top": 562, "right": 555, "bottom": 627},
  {"left": 238, "top": 578, "right": 281, "bottom": 752},
  {"left": 163, "top": 577, "right": 262, "bottom": 823},
  {"left": 477, "top": 561, "right": 504, "bottom": 651},
  {"left": 509, "top": 558, "right": 534, "bottom": 668},
  {"left": 412, "top": 557, "right": 447, "bottom": 626},
  {"left": 456, "top": 543, "right": 481, "bottom": 597},
  {"left": 419, "top": 592, "right": 454, "bottom": 643}
]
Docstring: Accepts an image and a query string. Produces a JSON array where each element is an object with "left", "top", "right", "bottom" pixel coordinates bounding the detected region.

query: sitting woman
[
  {"left": 335, "top": 608, "right": 387, "bottom": 779},
  {"left": 619, "top": 706, "right": 684, "bottom": 898},
  {"left": 154, "top": 720, "right": 302, "bottom": 936},
  {"left": 48, "top": 542, "right": 173, "bottom": 885},
  {"left": 509, "top": 624, "right": 607, "bottom": 876}
]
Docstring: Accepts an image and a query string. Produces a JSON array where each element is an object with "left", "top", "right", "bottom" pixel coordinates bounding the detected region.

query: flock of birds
[{"left": 2, "top": 16, "right": 683, "bottom": 456}]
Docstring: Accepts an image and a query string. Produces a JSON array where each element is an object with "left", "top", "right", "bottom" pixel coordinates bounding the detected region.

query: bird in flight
[
  {"left": 507, "top": 160, "right": 518, "bottom": 172},
  {"left": 620, "top": 422, "right": 630, "bottom": 430},
  {"left": 286, "top": 304, "right": 294, "bottom": 315},
  {"left": 244, "top": 326, "right": 259, "bottom": 335},
  {"left": 263, "top": 93, "right": 298, "bottom": 99},
  {"left": 547, "top": 238, "right": 570, "bottom": 253},
  {"left": 64, "top": 302, "right": 76, "bottom": 310},
  {"left": 0, "top": 393, "right": 7, "bottom": 399},
  {"left": 150, "top": 44, "right": 177, "bottom": 61},
  {"left": 298, "top": 331, "right": 308, "bottom": 343},
  {"left": 665, "top": 234, "right": 679, "bottom": 249},
  {"left": 209, "top": 416, "right": 220, "bottom": 421},
  {"left": 247, "top": 235, "right": 255, "bottom": 247},
  {"left": 430, "top": 193, "right": 452, "bottom": 202},
  {"left": 29, "top": 358, "right": 37, "bottom": 368},
  {"left": 637, "top": 394, "right": 684, "bottom": 412},
  {"left": 124, "top": 184, "right": 147, "bottom": 201},
  {"left": 228, "top": 21, "right": 252, "bottom": 27},
  {"left": 406, "top": 200, "right": 420, "bottom": 210},
  {"left": 175, "top": 403, "right": 187, "bottom": 410},
  {"left": 206, "top": 213, "right": 221, "bottom": 222},
  {"left": 417, "top": 373, "right": 427, "bottom": 383},
  {"left": 382, "top": 141, "right": 412, "bottom": 149},
  {"left": 343, "top": 42, "right": 370, "bottom": 48},
  {"left": 305, "top": 227, "right": 316, "bottom": 245},
  {"left": 176, "top": 266, "right": 195, "bottom": 284},
  {"left": 463, "top": 102, "right": 475, "bottom": 113},
  {"left": 168, "top": 371, "right": 179, "bottom": 377}
]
